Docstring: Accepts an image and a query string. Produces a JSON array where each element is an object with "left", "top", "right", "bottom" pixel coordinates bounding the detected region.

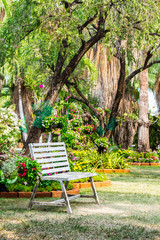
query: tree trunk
[
  {"left": 11, "top": 78, "right": 35, "bottom": 144},
  {"left": 0, "top": 8, "right": 5, "bottom": 22},
  {"left": 23, "top": 126, "right": 42, "bottom": 155},
  {"left": 88, "top": 43, "right": 120, "bottom": 109},
  {"left": 138, "top": 68, "right": 150, "bottom": 152},
  {"left": 154, "top": 72, "right": 160, "bottom": 111},
  {"left": 105, "top": 54, "right": 126, "bottom": 139},
  {"left": 113, "top": 93, "right": 138, "bottom": 148}
]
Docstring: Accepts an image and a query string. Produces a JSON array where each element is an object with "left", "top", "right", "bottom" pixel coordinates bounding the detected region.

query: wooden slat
[
  {"left": 34, "top": 152, "right": 66, "bottom": 158},
  {"left": 41, "top": 162, "right": 69, "bottom": 169},
  {"left": 42, "top": 166, "right": 70, "bottom": 174},
  {"left": 37, "top": 156, "right": 68, "bottom": 164},
  {"left": 33, "top": 146, "right": 66, "bottom": 153},
  {"left": 32, "top": 142, "right": 65, "bottom": 147},
  {"left": 42, "top": 172, "right": 97, "bottom": 181},
  {"left": 32, "top": 195, "right": 80, "bottom": 206}
]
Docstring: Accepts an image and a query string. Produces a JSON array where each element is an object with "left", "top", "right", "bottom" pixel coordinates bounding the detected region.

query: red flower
[
  {"left": 23, "top": 168, "right": 27, "bottom": 172},
  {"left": 22, "top": 162, "right": 26, "bottom": 168},
  {"left": 22, "top": 172, "right": 26, "bottom": 177},
  {"left": 18, "top": 174, "right": 22, "bottom": 178},
  {"left": 32, "top": 167, "right": 36, "bottom": 171}
]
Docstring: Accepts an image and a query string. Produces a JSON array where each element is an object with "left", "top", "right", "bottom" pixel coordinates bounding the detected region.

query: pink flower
[
  {"left": 24, "top": 181, "right": 27, "bottom": 185},
  {"left": 39, "top": 84, "right": 44, "bottom": 88},
  {"left": 22, "top": 162, "right": 26, "bottom": 168},
  {"left": 32, "top": 157, "right": 34, "bottom": 161},
  {"left": 56, "top": 115, "right": 58, "bottom": 117},
  {"left": 66, "top": 99, "right": 68, "bottom": 101},
  {"left": 48, "top": 173, "right": 51, "bottom": 175},
  {"left": 37, "top": 176, "right": 39, "bottom": 179}
]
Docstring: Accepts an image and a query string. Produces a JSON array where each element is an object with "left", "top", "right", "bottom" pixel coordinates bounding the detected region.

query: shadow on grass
[
  {"left": 108, "top": 166, "right": 160, "bottom": 182},
  {"left": 1, "top": 215, "right": 160, "bottom": 240}
]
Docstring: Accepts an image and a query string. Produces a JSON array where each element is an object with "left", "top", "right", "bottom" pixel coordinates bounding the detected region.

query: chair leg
[
  {"left": 60, "top": 181, "right": 69, "bottom": 199},
  {"left": 28, "top": 179, "right": 40, "bottom": 209},
  {"left": 60, "top": 181, "right": 72, "bottom": 214},
  {"left": 89, "top": 177, "right": 100, "bottom": 204}
]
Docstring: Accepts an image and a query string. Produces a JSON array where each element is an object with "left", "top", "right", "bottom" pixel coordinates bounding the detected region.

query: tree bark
[
  {"left": 113, "top": 93, "right": 138, "bottom": 148},
  {"left": 105, "top": 54, "right": 126, "bottom": 139},
  {"left": 138, "top": 68, "right": 150, "bottom": 152}
]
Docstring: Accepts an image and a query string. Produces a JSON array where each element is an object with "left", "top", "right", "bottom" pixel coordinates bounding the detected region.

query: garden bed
[
  {"left": 0, "top": 180, "right": 111, "bottom": 198},
  {"left": 0, "top": 181, "right": 112, "bottom": 198},
  {"left": 96, "top": 169, "right": 130, "bottom": 173},
  {"left": 130, "top": 162, "right": 160, "bottom": 166}
]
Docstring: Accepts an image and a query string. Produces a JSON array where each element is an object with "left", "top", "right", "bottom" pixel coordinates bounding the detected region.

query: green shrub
[
  {"left": 71, "top": 173, "right": 108, "bottom": 183},
  {"left": 0, "top": 108, "right": 21, "bottom": 153},
  {"left": 69, "top": 150, "right": 128, "bottom": 170}
]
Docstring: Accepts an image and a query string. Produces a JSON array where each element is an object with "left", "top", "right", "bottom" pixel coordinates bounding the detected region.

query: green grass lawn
[{"left": 0, "top": 166, "right": 160, "bottom": 240}]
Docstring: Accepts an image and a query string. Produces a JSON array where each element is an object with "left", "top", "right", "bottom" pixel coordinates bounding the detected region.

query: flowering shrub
[
  {"left": 95, "top": 137, "right": 110, "bottom": 153},
  {"left": 118, "top": 149, "right": 160, "bottom": 163},
  {"left": 61, "top": 130, "right": 80, "bottom": 149},
  {"left": 81, "top": 124, "right": 95, "bottom": 134},
  {"left": 16, "top": 156, "right": 41, "bottom": 186},
  {"left": 95, "top": 137, "right": 109, "bottom": 148},
  {"left": 0, "top": 158, "right": 18, "bottom": 188},
  {"left": 68, "top": 102, "right": 83, "bottom": 115},
  {"left": 0, "top": 108, "right": 21, "bottom": 153},
  {"left": 69, "top": 117, "right": 82, "bottom": 129}
]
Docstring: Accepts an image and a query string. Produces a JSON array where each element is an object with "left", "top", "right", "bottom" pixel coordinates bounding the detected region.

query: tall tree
[
  {"left": 138, "top": 68, "right": 150, "bottom": 152},
  {"left": 0, "top": 0, "right": 160, "bottom": 153}
]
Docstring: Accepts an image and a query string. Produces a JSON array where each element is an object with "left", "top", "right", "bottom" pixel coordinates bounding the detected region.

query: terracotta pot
[
  {"left": 51, "top": 188, "right": 80, "bottom": 198},
  {"left": 0, "top": 192, "right": 18, "bottom": 198}
]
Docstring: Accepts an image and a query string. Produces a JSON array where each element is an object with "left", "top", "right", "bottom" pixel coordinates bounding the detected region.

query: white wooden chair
[{"left": 28, "top": 142, "right": 99, "bottom": 213}]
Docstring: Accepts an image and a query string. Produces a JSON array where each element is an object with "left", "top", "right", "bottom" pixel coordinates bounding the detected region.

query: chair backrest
[{"left": 29, "top": 142, "right": 70, "bottom": 176}]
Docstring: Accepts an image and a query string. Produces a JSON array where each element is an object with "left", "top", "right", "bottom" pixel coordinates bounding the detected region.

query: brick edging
[
  {"left": 73, "top": 180, "right": 111, "bottom": 189},
  {"left": 130, "top": 162, "right": 160, "bottom": 166},
  {"left": 96, "top": 169, "right": 130, "bottom": 173}
]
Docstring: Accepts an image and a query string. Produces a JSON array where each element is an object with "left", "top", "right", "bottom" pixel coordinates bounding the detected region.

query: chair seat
[{"left": 42, "top": 171, "right": 97, "bottom": 181}]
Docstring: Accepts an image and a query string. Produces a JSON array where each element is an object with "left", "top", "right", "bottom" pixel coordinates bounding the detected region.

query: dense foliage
[{"left": 0, "top": 108, "right": 21, "bottom": 153}]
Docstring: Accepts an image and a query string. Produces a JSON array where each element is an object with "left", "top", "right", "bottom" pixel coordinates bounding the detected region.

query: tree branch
[
  {"left": 66, "top": 79, "right": 105, "bottom": 127},
  {"left": 126, "top": 60, "right": 160, "bottom": 85}
]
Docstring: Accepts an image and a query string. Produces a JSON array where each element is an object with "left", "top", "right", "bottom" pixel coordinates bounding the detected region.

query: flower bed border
[
  {"left": 96, "top": 169, "right": 130, "bottom": 173},
  {"left": 0, "top": 181, "right": 112, "bottom": 198},
  {"left": 130, "top": 162, "right": 160, "bottom": 166},
  {"left": 73, "top": 180, "right": 111, "bottom": 189}
]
